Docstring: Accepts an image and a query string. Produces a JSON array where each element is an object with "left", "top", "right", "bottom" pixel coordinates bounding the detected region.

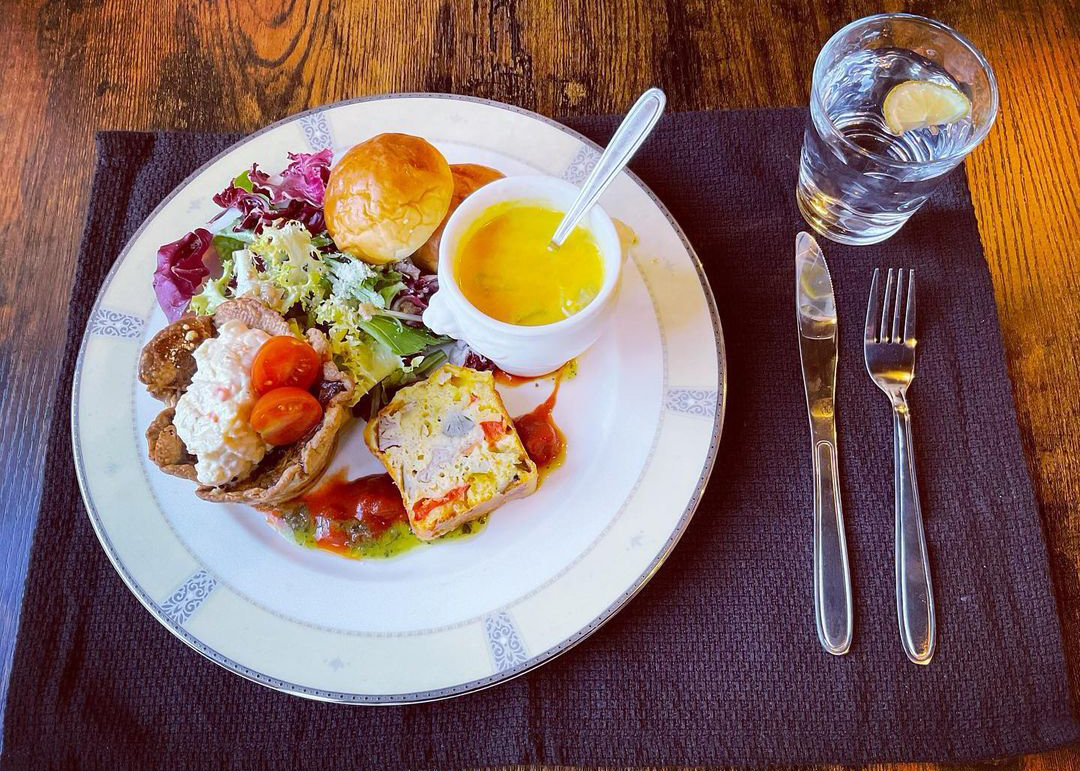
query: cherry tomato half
[
  {"left": 250, "top": 387, "right": 323, "bottom": 445},
  {"left": 251, "top": 336, "right": 322, "bottom": 396}
]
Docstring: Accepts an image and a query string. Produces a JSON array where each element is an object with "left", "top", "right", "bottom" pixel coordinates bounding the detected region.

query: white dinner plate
[{"left": 73, "top": 94, "right": 726, "bottom": 702}]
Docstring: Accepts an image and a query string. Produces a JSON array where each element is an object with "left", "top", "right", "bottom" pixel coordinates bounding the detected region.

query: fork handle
[
  {"left": 892, "top": 397, "right": 935, "bottom": 665},
  {"left": 812, "top": 440, "right": 853, "bottom": 656}
]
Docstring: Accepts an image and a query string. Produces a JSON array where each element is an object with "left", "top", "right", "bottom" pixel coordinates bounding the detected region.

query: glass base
[{"left": 795, "top": 180, "right": 907, "bottom": 247}]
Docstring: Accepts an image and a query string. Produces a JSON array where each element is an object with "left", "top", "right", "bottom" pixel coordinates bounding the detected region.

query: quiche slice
[{"left": 364, "top": 365, "right": 538, "bottom": 540}]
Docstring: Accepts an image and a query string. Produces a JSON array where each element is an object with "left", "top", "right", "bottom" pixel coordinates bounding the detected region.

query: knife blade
[{"left": 796, "top": 231, "right": 853, "bottom": 656}]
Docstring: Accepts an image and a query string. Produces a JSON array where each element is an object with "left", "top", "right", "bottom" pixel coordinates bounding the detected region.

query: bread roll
[
  {"left": 324, "top": 133, "right": 453, "bottom": 265},
  {"left": 412, "top": 164, "right": 505, "bottom": 273}
]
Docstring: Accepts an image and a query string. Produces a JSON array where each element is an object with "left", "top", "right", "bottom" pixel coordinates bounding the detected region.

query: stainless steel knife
[{"left": 796, "top": 231, "right": 853, "bottom": 656}]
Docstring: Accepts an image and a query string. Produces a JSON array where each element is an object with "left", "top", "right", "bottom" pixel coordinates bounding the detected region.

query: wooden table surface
[{"left": 2, "top": 0, "right": 1078, "bottom": 766}]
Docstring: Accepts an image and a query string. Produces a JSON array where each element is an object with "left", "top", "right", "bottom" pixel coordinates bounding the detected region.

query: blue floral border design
[
  {"left": 161, "top": 570, "right": 218, "bottom": 626},
  {"left": 665, "top": 388, "right": 718, "bottom": 418},
  {"left": 299, "top": 113, "right": 333, "bottom": 151},
  {"left": 483, "top": 611, "right": 528, "bottom": 672},
  {"left": 88, "top": 308, "right": 145, "bottom": 339},
  {"left": 562, "top": 146, "right": 599, "bottom": 184}
]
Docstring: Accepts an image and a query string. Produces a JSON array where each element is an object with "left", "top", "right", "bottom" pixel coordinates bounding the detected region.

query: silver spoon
[{"left": 549, "top": 88, "right": 667, "bottom": 248}]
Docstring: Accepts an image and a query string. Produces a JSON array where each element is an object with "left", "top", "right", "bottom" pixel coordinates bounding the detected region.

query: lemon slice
[{"left": 882, "top": 80, "right": 971, "bottom": 135}]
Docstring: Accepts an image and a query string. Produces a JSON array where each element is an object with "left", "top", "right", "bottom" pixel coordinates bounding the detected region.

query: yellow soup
[{"left": 453, "top": 203, "right": 604, "bottom": 326}]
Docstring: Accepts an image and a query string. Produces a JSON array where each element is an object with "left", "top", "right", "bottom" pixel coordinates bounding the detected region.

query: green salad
[{"left": 151, "top": 150, "right": 454, "bottom": 406}]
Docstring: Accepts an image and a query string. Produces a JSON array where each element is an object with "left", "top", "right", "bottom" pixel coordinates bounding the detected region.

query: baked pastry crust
[{"left": 138, "top": 298, "right": 354, "bottom": 506}]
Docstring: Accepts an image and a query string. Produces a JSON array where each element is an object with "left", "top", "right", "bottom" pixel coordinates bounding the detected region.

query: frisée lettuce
[{"left": 190, "top": 220, "right": 446, "bottom": 398}]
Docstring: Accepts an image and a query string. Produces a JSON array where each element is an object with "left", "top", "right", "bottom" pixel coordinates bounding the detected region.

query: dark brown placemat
[{"left": 3, "top": 107, "right": 1077, "bottom": 769}]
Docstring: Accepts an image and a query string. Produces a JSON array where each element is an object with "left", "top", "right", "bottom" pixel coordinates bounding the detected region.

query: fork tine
[
  {"left": 880, "top": 268, "right": 895, "bottom": 342},
  {"left": 904, "top": 269, "right": 916, "bottom": 345},
  {"left": 865, "top": 268, "right": 882, "bottom": 343},
  {"left": 891, "top": 268, "right": 905, "bottom": 343}
]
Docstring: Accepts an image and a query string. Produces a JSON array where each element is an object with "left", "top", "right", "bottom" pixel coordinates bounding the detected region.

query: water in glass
[{"left": 797, "top": 15, "right": 997, "bottom": 245}]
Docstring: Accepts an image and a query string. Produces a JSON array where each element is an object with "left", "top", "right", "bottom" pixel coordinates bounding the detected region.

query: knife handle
[{"left": 812, "top": 440, "right": 853, "bottom": 655}]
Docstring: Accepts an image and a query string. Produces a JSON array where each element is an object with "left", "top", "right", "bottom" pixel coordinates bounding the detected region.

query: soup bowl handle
[
  {"left": 425, "top": 289, "right": 522, "bottom": 366},
  {"left": 422, "top": 290, "right": 463, "bottom": 341},
  {"left": 425, "top": 291, "right": 512, "bottom": 361}
]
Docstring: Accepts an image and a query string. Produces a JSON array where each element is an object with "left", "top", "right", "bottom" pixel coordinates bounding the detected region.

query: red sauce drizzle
[
  {"left": 299, "top": 471, "right": 406, "bottom": 553},
  {"left": 513, "top": 374, "right": 565, "bottom": 471}
]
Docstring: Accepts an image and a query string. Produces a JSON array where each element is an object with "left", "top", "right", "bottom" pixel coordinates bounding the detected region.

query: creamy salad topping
[{"left": 174, "top": 319, "right": 271, "bottom": 485}]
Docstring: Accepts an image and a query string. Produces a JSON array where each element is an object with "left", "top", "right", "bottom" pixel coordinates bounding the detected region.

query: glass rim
[{"left": 810, "top": 13, "right": 999, "bottom": 168}]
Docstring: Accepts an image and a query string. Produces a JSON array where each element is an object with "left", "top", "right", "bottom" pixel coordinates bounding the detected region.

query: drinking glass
[{"left": 796, "top": 14, "right": 998, "bottom": 245}]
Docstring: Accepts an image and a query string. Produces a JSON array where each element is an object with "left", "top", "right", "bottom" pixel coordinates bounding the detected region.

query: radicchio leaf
[
  {"left": 391, "top": 272, "right": 439, "bottom": 315},
  {"left": 153, "top": 228, "right": 214, "bottom": 321},
  {"left": 251, "top": 197, "right": 326, "bottom": 235},
  {"left": 272, "top": 149, "right": 333, "bottom": 205},
  {"left": 210, "top": 150, "right": 332, "bottom": 237},
  {"left": 462, "top": 348, "right": 496, "bottom": 372},
  {"left": 211, "top": 183, "right": 270, "bottom": 216},
  {"left": 247, "top": 164, "right": 273, "bottom": 192}
]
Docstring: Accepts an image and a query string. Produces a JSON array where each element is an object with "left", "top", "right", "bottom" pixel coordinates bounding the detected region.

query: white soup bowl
[{"left": 423, "top": 175, "right": 622, "bottom": 376}]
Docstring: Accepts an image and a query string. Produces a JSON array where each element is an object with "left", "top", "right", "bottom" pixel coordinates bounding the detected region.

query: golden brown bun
[
  {"left": 325, "top": 134, "right": 453, "bottom": 265},
  {"left": 412, "top": 164, "right": 505, "bottom": 273}
]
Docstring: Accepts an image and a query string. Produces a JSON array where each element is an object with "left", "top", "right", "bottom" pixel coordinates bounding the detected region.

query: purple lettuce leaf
[
  {"left": 153, "top": 228, "right": 214, "bottom": 321},
  {"left": 241, "top": 198, "right": 325, "bottom": 235},
  {"left": 391, "top": 271, "right": 439, "bottom": 315},
  {"left": 462, "top": 349, "right": 496, "bottom": 372},
  {"left": 211, "top": 182, "right": 271, "bottom": 216},
  {"left": 241, "top": 149, "right": 331, "bottom": 206},
  {"left": 247, "top": 164, "right": 273, "bottom": 193},
  {"left": 210, "top": 150, "right": 332, "bottom": 237},
  {"left": 271, "top": 149, "right": 333, "bottom": 206}
]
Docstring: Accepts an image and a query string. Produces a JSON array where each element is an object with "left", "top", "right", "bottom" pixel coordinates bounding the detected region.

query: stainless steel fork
[{"left": 864, "top": 268, "right": 935, "bottom": 665}]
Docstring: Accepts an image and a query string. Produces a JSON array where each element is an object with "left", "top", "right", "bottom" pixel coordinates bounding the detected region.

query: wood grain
[{"left": 1, "top": 0, "right": 1078, "bottom": 767}]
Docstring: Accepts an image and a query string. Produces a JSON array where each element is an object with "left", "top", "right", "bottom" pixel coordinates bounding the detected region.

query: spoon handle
[{"left": 550, "top": 88, "right": 666, "bottom": 248}]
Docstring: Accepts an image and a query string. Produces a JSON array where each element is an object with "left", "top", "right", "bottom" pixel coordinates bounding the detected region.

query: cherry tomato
[
  {"left": 251, "top": 336, "right": 322, "bottom": 395},
  {"left": 250, "top": 387, "right": 323, "bottom": 445}
]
